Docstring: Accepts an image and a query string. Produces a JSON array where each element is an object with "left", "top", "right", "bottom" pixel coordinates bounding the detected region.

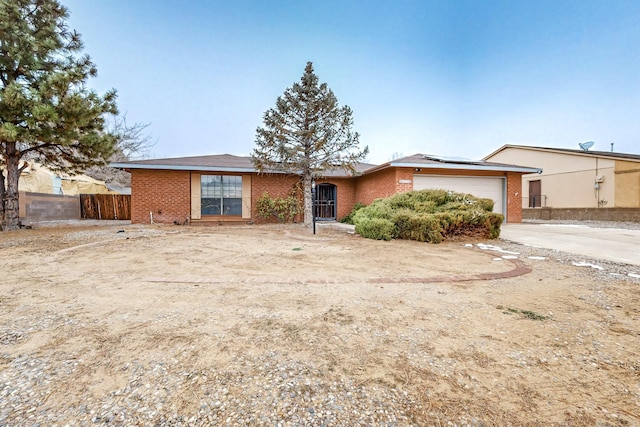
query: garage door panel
[{"left": 413, "top": 175, "right": 504, "bottom": 215}]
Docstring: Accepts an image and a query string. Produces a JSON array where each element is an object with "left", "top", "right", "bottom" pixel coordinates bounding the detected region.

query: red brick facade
[
  {"left": 131, "top": 170, "right": 191, "bottom": 224},
  {"left": 506, "top": 172, "right": 522, "bottom": 223},
  {"left": 315, "top": 178, "right": 356, "bottom": 220},
  {"left": 354, "top": 168, "right": 400, "bottom": 205},
  {"left": 129, "top": 167, "right": 526, "bottom": 225},
  {"left": 251, "top": 174, "right": 302, "bottom": 224}
]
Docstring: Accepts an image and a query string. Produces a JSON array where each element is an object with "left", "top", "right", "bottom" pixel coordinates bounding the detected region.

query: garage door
[{"left": 413, "top": 175, "right": 505, "bottom": 215}]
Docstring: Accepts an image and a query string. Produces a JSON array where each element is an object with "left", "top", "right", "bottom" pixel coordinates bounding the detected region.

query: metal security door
[{"left": 314, "top": 184, "right": 336, "bottom": 220}]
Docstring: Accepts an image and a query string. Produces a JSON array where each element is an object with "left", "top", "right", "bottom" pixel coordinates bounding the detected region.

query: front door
[
  {"left": 529, "top": 180, "right": 542, "bottom": 208},
  {"left": 314, "top": 183, "right": 336, "bottom": 220}
]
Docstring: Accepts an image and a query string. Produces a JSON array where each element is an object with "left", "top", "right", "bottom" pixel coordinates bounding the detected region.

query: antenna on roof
[{"left": 579, "top": 141, "right": 594, "bottom": 151}]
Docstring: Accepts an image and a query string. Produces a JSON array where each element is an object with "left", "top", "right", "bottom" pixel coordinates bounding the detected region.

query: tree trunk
[
  {"left": 0, "top": 167, "right": 5, "bottom": 227},
  {"left": 303, "top": 174, "right": 313, "bottom": 226},
  {"left": 2, "top": 144, "right": 21, "bottom": 231}
]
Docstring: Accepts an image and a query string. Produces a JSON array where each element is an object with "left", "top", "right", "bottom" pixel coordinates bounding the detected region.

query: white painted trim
[{"left": 392, "top": 162, "right": 540, "bottom": 174}]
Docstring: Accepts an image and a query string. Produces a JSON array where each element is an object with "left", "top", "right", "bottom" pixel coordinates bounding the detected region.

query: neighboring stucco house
[
  {"left": 484, "top": 145, "right": 640, "bottom": 212},
  {"left": 112, "top": 153, "right": 539, "bottom": 225}
]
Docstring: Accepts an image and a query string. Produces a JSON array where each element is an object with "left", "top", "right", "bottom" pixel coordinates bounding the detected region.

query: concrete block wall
[
  {"left": 131, "top": 170, "right": 191, "bottom": 224},
  {"left": 523, "top": 207, "right": 640, "bottom": 222},
  {"left": 19, "top": 191, "right": 80, "bottom": 222}
]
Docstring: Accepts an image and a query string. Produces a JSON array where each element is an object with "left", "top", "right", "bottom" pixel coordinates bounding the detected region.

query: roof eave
[
  {"left": 484, "top": 145, "right": 640, "bottom": 162},
  {"left": 389, "top": 162, "right": 541, "bottom": 174},
  {"left": 110, "top": 163, "right": 258, "bottom": 173}
]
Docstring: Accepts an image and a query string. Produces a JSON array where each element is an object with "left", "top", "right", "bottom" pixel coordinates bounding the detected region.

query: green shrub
[
  {"left": 475, "top": 197, "right": 495, "bottom": 213},
  {"left": 408, "top": 214, "right": 442, "bottom": 243},
  {"left": 354, "top": 217, "right": 396, "bottom": 241},
  {"left": 355, "top": 199, "right": 395, "bottom": 220},
  {"left": 391, "top": 208, "right": 414, "bottom": 240},
  {"left": 255, "top": 191, "right": 300, "bottom": 223},
  {"left": 352, "top": 189, "right": 503, "bottom": 243},
  {"left": 340, "top": 202, "right": 366, "bottom": 224}
]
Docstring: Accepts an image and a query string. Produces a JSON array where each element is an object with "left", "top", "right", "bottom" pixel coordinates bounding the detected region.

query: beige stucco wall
[
  {"left": 487, "top": 148, "right": 616, "bottom": 208},
  {"left": 615, "top": 160, "right": 640, "bottom": 207}
]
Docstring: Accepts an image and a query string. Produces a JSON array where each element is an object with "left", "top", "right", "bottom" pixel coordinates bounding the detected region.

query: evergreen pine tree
[
  {"left": 252, "top": 62, "right": 368, "bottom": 226},
  {"left": 0, "top": 0, "right": 118, "bottom": 230}
]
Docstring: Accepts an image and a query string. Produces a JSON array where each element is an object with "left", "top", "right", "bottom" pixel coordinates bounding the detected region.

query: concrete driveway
[{"left": 500, "top": 223, "right": 640, "bottom": 266}]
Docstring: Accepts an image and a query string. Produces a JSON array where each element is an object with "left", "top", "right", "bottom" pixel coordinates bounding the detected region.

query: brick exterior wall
[
  {"left": 355, "top": 167, "right": 524, "bottom": 223},
  {"left": 315, "top": 178, "right": 356, "bottom": 220},
  {"left": 131, "top": 170, "right": 191, "bottom": 224},
  {"left": 354, "top": 168, "right": 399, "bottom": 205},
  {"left": 129, "top": 166, "right": 525, "bottom": 224},
  {"left": 395, "top": 168, "right": 414, "bottom": 193},
  {"left": 506, "top": 172, "right": 522, "bottom": 223},
  {"left": 251, "top": 174, "right": 302, "bottom": 224}
]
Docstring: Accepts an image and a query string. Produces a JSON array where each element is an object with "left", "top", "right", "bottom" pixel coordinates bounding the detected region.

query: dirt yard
[{"left": 1, "top": 222, "right": 639, "bottom": 426}]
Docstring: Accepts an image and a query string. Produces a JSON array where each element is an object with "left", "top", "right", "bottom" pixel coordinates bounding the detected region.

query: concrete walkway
[{"left": 500, "top": 223, "right": 640, "bottom": 266}]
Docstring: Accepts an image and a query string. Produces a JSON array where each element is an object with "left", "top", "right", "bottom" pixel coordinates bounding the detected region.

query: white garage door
[{"left": 413, "top": 175, "right": 505, "bottom": 215}]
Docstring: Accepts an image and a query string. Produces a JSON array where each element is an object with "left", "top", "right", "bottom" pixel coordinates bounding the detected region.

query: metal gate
[{"left": 314, "top": 183, "right": 336, "bottom": 220}]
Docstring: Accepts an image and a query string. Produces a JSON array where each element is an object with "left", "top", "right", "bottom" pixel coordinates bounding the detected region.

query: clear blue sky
[{"left": 64, "top": 0, "right": 640, "bottom": 164}]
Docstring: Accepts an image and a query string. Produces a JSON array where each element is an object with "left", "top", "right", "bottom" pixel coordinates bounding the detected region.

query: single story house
[
  {"left": 112, "top": 153, "right": 540, "bottom": 225},
  {"left": 484, "top": 145, "right": 640, "bottom": 210}
]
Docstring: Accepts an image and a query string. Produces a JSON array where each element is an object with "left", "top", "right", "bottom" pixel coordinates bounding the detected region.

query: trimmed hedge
[{"left": 351, "top": 189, "right": 503, "bottom": 242}]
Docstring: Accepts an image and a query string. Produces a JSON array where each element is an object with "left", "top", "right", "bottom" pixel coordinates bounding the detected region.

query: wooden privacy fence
[{"left": 80, "top": 194, "right": 131, "bottom": 220}]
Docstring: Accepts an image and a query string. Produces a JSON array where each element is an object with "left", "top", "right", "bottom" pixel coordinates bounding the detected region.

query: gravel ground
[{"left": 1, "top": 220, "right": 639, "bottom": 426}]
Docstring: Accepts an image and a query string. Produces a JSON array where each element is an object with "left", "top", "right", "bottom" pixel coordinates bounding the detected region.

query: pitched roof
[
  {"left": 484, "top": 144, "right": 640, "bottom": 162},
  {"left": 362, "top": 153, "right": 541, "bottom": 174},
  {"left": 113, "top": 152, "right": 540, "bottom": 176},
  {"left": 112, "top": 154, "right": 255, "bottom": 171},
  {"left": 320, "top": 162, "right": 377, "bottom": 177},
  {"left": 111, "top": 154, "right": 376, "bottom": 177}
]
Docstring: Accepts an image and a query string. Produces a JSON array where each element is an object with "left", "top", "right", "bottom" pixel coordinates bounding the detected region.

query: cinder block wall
[
  {"left": 130, "top": 170, "right": 190, "bottom": 224},
  {"left": 524, "top": 207, "right": 640, "bottom": 221},
  {"left": 19, "top": 192, "right": 80, "bottom": 222}
]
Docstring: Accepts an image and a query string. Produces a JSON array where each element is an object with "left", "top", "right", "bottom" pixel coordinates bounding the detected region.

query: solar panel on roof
[{"left": 423, "top": 154, "right": 476, "bottom": 163}]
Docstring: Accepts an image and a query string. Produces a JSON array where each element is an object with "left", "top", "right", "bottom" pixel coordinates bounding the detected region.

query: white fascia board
[
  {"left": 389, "top": 162, "right": 541, "bottom": 174},
  {"left": 110, "top": 163, "right": 259, "bottom": 173}
]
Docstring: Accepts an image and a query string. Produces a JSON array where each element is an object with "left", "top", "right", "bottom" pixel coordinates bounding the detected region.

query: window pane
[
  {"left": 223, "top": 198, "right": 242, "bottom": 215},
  {"left": 201, "top": 198, "right": 221, "bottom": 215},
  {"left": 201, "top": 175, "right": 242, "bottom": 216}
]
